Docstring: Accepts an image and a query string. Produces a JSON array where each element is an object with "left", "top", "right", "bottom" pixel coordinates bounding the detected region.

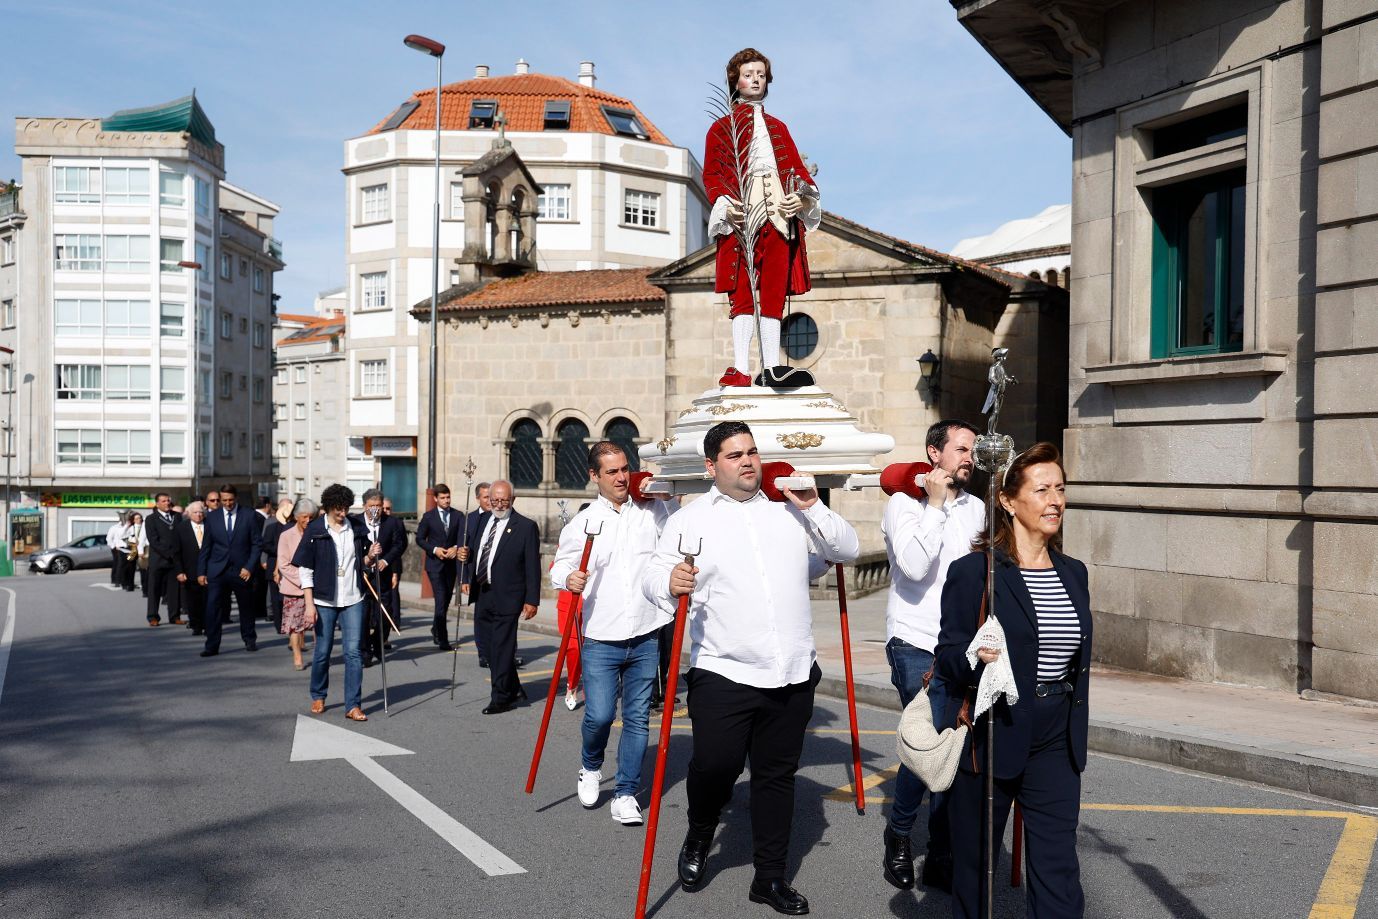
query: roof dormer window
[
  {"left": 469, "top": 100, "right": 497, "bottom": 129},
  {"left": 602, "top": 106, "right": 647, "bottom": 140},
  {"left": 380, "top": 99, "right": 420, "bottom": 131},
  {"left": 543, "top": 100, "right": 571, "bottom": 131}
]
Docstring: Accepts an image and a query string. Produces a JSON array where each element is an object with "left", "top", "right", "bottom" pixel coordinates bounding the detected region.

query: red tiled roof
[
  {"left": 437, "top": 268, "right": 664, "bottom": 313},
  {"left": 369, "top": 72, "right": 671, "bottom": 146},
  {"left": 277, "top": 313, "right": 345, "bottom": 346},
  {"left": 277, "top": 312, "right": 319, "bottom": 324}
]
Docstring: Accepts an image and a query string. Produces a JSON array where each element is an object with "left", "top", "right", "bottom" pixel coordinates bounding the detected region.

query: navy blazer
[
  {"left": 934, "top": 548, "right": 1093, "bottom": 780},
  {"left": 174, "top": 517, "right": 207, "bottom": 580},
  {"left": 367, "top": 513, "right": 408, "bottom": 573},
  {"left": 145, "top": 510, "right": 181, "bottom": 568},
  {"left": 289, "top": 514, "right": 372, "bottom": 605},
  {"left": 463, "top": 509, "right": 541, "bottom": 610},
  {"left": 198, "top": 506, "right": 265, "bottom": 580},
  {"left": 414, "top": 506, "right": 464, "bottom": 574}
]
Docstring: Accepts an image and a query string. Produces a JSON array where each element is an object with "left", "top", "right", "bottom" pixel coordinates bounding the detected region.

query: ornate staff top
[{"left": 975, "top": 348, "right": 1017, "bottom": 476}]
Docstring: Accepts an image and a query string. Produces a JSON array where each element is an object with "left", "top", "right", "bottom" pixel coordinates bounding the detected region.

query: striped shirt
[{"left": 1021, "top": 568, "right": 1081, "bottom": 682}]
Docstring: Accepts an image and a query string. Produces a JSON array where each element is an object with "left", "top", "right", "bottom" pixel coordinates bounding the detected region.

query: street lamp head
[
  {"left": 177, "top": 260, "right": 202, "bottom": 270},
  {"left": 404, "top": 34, "right": 445, "bottom": 57}
]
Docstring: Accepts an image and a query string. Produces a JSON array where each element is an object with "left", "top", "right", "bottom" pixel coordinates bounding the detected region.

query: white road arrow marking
[{"left": 289, "top": 715, "right": 525, "bottom": 876}]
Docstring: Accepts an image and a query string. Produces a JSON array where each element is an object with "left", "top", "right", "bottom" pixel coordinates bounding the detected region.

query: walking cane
[
  {"left": 973, "top": 348, "right": 1016, "bottom": 919},
  {"left": 360, "top": 565, "right": 396, "bottom": 715},
  {"left": 525, "top": 519, "right": 601, "bottom": 794},
  {"left": 834, "top": 563, "right": 866, "bottom": 816},
  {"left": 634, "top": 535, "right": 701, "bottom": 919},
  {"left": 450, "top": 458, "right": 477, "bottom": 701}
]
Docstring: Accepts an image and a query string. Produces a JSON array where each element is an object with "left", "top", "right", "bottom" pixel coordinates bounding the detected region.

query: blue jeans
[
  {"left": 581, "top": 631, "right": 659, "bottom": 797},
  {"left": 311, "top": 599, "right": 365, "bottom": 712},
  {"left": 886, "top": 637, "right": 953, "bottom": 857}
]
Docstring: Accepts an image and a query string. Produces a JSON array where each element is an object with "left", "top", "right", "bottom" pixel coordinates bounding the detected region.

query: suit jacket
[
  {"left": 704, "top": 106, "right": 815, "bottom": 296},
  {"left": 415, "top": 506, "right": 463, "bottom": 575},
  {"left": 290, "top": 514, "right": 372, "bottom": 605},
  {"left": 261, "top": 517, "right": 288, "bottom": 570},
  {"left": 463, "top": 510, "right": 541, "bottom": 611},
  {"left": 382, "top": 513, "right": 407, "bottom": 576},
  {"left": 461, "top": 507, "right": 485, "bottom": 603},
  {"left": 934, "top": 548, "right": 1093, "bottom": 780},
  {"left": 365, "top": 514, "right": 408, "bottom": 576},
  {"left": 145, "top": 510, "right": 182, "bottom": 568},
  {"left": 198, "top": 506, "right": 265, "bottom": 580},
  {"left": 174, "top": 517, "right": 208, "bottom": 580}
]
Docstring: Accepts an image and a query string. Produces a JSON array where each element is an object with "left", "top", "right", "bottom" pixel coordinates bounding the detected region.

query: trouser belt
[{"left": 1034, "top": 680, "right": 1075, "bottom": 698}]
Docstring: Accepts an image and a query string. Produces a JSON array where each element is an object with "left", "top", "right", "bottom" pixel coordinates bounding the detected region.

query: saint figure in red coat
[{"left": 704, "top": 48, "right": 821, "bottom": 389}]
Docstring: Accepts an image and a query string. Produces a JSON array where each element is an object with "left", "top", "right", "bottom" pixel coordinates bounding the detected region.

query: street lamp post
[
  {"left": 178, "top": 260, "right": 203, "bottom": 501},
  {"left": 404, "top": 33, "right": 446, "bottom": 501},
  {"left": 0, "top": 344, "right": 13, "bottom": 574}
]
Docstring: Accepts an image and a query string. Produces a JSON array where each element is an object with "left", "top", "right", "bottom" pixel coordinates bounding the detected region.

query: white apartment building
[
  {"left": 272, "top": 311, "right": 347, "bottom": 505},
  {"left": 342, "top": 60, "right": 708, "bottom": 510},
  {"left": 6, "top": 94, "right": 282, "bottom": 546}
]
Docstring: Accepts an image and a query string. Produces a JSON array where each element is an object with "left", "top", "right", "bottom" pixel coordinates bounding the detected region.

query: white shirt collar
[
  {"left": 596, "top": 493, "right": 628, "bottom": 514},
  {"left": 708, "top": 484, "right": 766, "bottom": 505}
]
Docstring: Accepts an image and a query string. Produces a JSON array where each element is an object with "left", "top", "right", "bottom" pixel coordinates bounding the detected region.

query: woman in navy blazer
[
  {"left": 291, "top": 483, "right": 379, "bottom": 721},
  {"left": 935, "top": 442, "right": 1091, "bottom": 919}
]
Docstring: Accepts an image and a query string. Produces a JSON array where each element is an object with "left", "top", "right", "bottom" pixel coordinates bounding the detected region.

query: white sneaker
[
  {"left": 565, "top": 688, "right": 582, "bottom": 711},
  {"left": 577, "top": 768, "right": 603, "bottom": 808},
  {"left": 610, "top": 794, "right": 644, "bottom": 825}
]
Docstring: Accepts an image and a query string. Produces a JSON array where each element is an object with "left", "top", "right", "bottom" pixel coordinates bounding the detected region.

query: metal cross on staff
[{"left": 972, "top": 347, "right": 1017, "bottom": 919}]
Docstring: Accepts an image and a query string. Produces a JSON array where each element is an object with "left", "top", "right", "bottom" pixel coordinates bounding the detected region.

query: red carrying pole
[
  {"left": 1011, "top": 802, "right": 1025, "bottom": 887},
  {"left": 525, "top": 534, "right": 595, "bottom": 794},
  {"left": 634, "top": 560, "right": 695, "bottom": 919},
  {"left": 835, "top": 563, "right": 866, "bottom": 815}
]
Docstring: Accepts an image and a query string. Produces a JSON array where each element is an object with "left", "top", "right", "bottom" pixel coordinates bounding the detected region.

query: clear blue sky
[{"left": 0, "top": 0, "right": 1070, "bottom": 310}]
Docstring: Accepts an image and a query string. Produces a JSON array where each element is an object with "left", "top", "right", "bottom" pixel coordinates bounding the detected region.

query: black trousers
[
  {"left": 685, "top": 663, "right": 820, "bottom": 881},
  {"left": 109, "top": 550, "right": 121, "bottom": 583},
  {"left": 474, "top": 585, "right": 521, "bottom": 705},
  {"left": 268, "top": 581, "right": 283, "bottom": 633},
  {"left": 948, "top": 693, "right": 1084, "bottom": 919},
  {"left": 204, "top": 574, "right": 257, "bottom": 652},
  {"left": 181, "top": 578, "right": 206, "bottom": 633},
  {"left": 653, "top": 620, "right": 675, "bottom": 699},
  {"left": 251, "top": 566, "right": 269, "bottom": 620},
  {"left": 427, "top": 566, "right": 457, "bottom": 642},
  {"left": 146, "top": 562, "right": 176, "bottom": 623},
  {"left": 120, "top": 554, "right": 136, "bottom": 591},
  {"left": 363, "top": 577, "right": 397, "bottom": 659}
]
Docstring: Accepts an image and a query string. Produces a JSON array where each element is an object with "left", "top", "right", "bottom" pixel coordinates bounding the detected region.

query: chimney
[
  {"left": 515, "top": 58, "right": 529, "bottom": 75},
  {"left": 474, "top": 64, "right": 489, "bottom": 79},
  {"left": 578, "top": 61, "right": 596, "bottom": 88}
]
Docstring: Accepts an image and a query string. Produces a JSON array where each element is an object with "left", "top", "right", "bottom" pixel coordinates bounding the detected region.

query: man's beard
[
  {"left": 951, "top": 466, "right": 973, "bottom": 489},
  {"left": 492, "top": 508, "right": 511, "bottom": 520}
]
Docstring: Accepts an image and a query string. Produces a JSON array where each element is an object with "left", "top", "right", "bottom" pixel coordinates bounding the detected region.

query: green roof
[{"left": 101, "top": 93, "right": 217, "bottom": 148}]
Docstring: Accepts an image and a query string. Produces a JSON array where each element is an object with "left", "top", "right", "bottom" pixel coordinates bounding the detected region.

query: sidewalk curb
[{"left": 409, "top": 600, "right": 1378, "bottom": 808}]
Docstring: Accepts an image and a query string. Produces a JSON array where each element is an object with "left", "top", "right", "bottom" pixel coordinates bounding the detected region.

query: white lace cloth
[{"left": 965, "top": 615, "right": 1019, "bottom": 719}]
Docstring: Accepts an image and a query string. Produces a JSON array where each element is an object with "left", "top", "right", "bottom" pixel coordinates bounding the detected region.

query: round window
[{"left": 782, "top": 313, "right": 819, "bottom": 360}]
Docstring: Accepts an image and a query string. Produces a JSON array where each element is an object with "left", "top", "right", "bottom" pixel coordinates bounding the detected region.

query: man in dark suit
[
  {"left": 461, "top": 482, "right": 490, "bottom": 664},
  {"left": 197, "top": 483, "right": 263, "bottom": 656},
  {"left": 175, "top": 501, "right": 209, "bottom": 635},
  {"left": 414, "top": 482, "right": 462, "bottom": 651},
  {"left": 459, "top": 479, "right": 540, "bottom": 715},
  {"left": 203, "top": 490, "right": 231, "bottom": 624},
  {"left": 360, "top": 487, "right": 408, "bottom": 665},
  {"left": 382, "top": 497, "right": 404, "bottom": 642},
  {"left": 144, "top": 492, "right": 182, "bottom": 626}
]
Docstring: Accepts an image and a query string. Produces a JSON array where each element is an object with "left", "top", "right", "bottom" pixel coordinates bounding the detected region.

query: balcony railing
[
  {"left": 266, "top": 237, "right": 283, "bottom": 261},
  {"left": 0, "top": 188, "right": 19, "bottom": 219}
]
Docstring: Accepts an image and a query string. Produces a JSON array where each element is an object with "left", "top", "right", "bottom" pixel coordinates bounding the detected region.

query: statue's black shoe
[
  {"left": 748, "top": 878, "right": 809, "bottom": 915},
  {"left": 678, "top": 835, "right": 712, "bottom": 891},
  {"left": 754, "top": 366, "right": 814, "bottom": 389},
  {"left": 882, "top": 825, "right": 915, "bottom": 890}
]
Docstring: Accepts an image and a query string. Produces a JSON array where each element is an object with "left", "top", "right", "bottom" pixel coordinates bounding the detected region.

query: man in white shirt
[
  {"left": 644, "top": 421, "right": 859, "bottom": 915},
  {"left": 106, "top": 517, "right": 126, "bottom": 586},
  {"left": 880, "top": 419, "right": 983, "bottom": 894},
  {"left": 551, "top": 442, "right": 677, "bottom": 826}
]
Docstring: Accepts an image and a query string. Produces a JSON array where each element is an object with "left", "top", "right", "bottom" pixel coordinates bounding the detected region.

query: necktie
[
  {"left": 194, "top": 524, "right": 203, "bottom": 547},
  {"left": 440, "top": 510, "right": 449, "bottom": 533},
  {"left": 475, "top": 521, "right": 497, "bottom": 585}
]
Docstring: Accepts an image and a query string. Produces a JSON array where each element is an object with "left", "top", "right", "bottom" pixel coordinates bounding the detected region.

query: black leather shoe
[
  {"left": 921, "top": 852, "right": 953, "bottom": 893},
  {"left": 678, "top": 835, "right": 711, "bottom": 891},
  {"left": 244, "top": 644, "right": 258, "bottom": 652},
  {"left": 514, "top": 654, "right": 525, "bottom": 668},
  {"left": 748, "top": 879, "right": 809, "bottom": 915},
  {"left": 362, "top": 656, "right": 377, "bottom": 668},
  {"left": 199, "top": 649, "right": 218, "bottom": 657},
  {"left": 478, "top": 657, "right": 489, "bottom": 668},
  {"left": 882, "top": 825, "right": 915, "bottom": 890},
  {"left": 482, "top": 702, "right": 514, "bottom": 715},
  {"left": 437, "top": 641, "right": 454, "bottom": 652}
]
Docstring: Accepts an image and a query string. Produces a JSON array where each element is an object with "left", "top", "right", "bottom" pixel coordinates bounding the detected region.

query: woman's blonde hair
[{"left": 972, "top": 441, "right": 1065, "bottom": 564}]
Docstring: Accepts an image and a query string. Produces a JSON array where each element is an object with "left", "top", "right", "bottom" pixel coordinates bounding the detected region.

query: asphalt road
[{"left": 2, "top": 570, "right": 1375, "bottom": 919}]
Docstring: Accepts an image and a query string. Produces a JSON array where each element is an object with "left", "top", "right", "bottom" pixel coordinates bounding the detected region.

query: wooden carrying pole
[
  {"left": 835, "top": 563, "right": 866, "bottom": 815},
  {"left": 524, "top": 526, "right": 598, "bottom": 794},
  {"left": 634, "top": 537, "right": 700, "bottom": 919}
]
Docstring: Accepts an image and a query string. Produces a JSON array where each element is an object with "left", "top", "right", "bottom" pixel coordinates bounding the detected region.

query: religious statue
[{"left": 704, "top": 48, "right": 821, "bottom": 389}]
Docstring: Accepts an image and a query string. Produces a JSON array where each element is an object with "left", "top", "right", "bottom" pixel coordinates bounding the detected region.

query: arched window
[
  {"left": 782, "top": 313, "right": 819, "bottom": 360},
  {"left": 604, "top": 417, "right": 641, "bottom": 472},
  {"left": 555, "top": 419, "right": 590, "bottom": 489},
  {"left": 508, "top": 419, "right": 542, "bottom": 488}
]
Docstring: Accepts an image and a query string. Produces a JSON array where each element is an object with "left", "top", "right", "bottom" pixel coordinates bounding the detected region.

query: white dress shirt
[
  {"left": 882, "top": 489, "right": 987, "bottom": 653},
  {"left": 474, "top": 512, "right": 512, "bottom": 583},
  {"left": 106, "top": 522, "right": 125, "bottom": 552},
  {"left": 550, "top": 495, "right": 677, "bottom": 642},
  {"left": 643, "top": 486, "right": 860, "bottom": 689},
  {"left": 299, "top": 519, "right": 364, "bottom": 608}
]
